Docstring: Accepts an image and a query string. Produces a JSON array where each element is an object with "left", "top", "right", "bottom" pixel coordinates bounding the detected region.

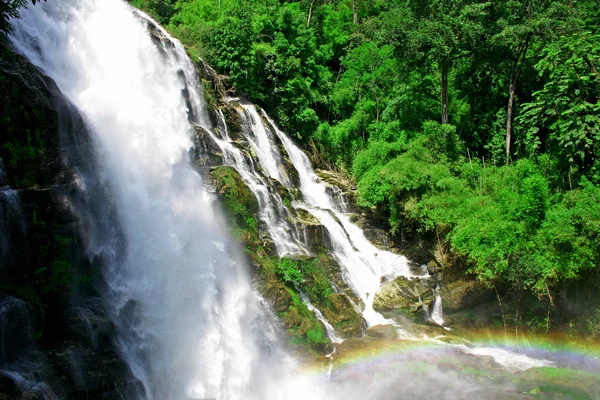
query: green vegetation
[
  {"left": 135, "top": 1, "right": 600, "bottom": 322},
  {"left": 209, "top": 165, "right": 331, "bottom": 352},
  {"left": 209, "top": 164, "right": 364, "bottom": 352},
  {"left": 276, "top": 257, "right": 333, "bottom": 304}
]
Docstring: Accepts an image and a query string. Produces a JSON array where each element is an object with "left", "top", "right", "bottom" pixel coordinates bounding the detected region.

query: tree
[
  {"left": 0, "top": 0, "right": 41, "bottom": 33},
  {"left": 332, "top": 41, "right": 397, "bottom": 139},
  {"left": 492, "top": 0, "right": 577, "bottom": 162},
  {"left": 517, "top": 32, "right": 600, "bottom": 182},
  {"left": 408, "top": 0, "right": 489, "bottom": 125}
]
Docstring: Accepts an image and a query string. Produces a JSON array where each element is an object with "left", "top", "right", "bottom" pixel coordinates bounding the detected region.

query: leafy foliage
[{"left": 137, "top": 0, "right": 600, "bottom": 309}]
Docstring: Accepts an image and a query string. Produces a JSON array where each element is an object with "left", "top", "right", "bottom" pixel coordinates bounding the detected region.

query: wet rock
[
  {"left": 366, "top": 324, "right": 397, "bottom": 339},
  {"left": 193, "top": 126, "right": 223, "bottom": 167},
  {"left": 373, "top": 276, "right": 434, "bottom": 313},
  {"left": 441, "top": 279, "right": 495, "bottom": 313},
  {"left": 290, "top": 208, "right": 331, "bottom": 253},
  {"left": 321, "top": 293, "right": 367, "bottom": 338},
  {"left": 319, "top": 254, "right": 363, "bottom": 308},
  {"left": 315, "top": 169, "right": 355, "bottom": 194},
  {"left": 0, "top": 45, "right": 139, "bottom": 399},
  {"left": 220, "top": 103, "right": 245, "bottom": 141}
]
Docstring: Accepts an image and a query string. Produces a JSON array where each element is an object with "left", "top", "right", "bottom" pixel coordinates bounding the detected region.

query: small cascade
[
  {"left": 430, "top": 285, "right": 444, "bottom": 326},
  {"left": 0, "top": 163, "right": 23, "bottom": 271},
  {"left": 297, "top": 289, "right": 343, "bottom": 344},
  {"left": 207, "top": 110, "right": 308, "bottom": 256},
  {"left": 262, "top": 112, "right": 418, "bottom": 326},
  {"left": 215, "top": 109, "right": 231, "bottom": 140},
  {"left": 240, "top": 105, "right": 291, "bottom": 187}
]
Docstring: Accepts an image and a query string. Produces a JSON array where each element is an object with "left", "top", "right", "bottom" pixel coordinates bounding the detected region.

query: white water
[
  {"left": 431, "top": 286, "right": 444, "bottom": 326},
  {"left": 208, "top": 109, "right": 308, "bottom": 256},
  {"left": 7, "top": 1, "right": 559, "bottom": 397},
  {"left": 8, "top": 2, "right": 308, "bottom": 399},
  {"left": 298, "top": 289, "right": 343, "bottom": 344},
  {"left": 263, "top": 113, "right": 414, "bottom": 326},
  {"left": 241, "top": 105, "right": 291, "bottom": 187}
]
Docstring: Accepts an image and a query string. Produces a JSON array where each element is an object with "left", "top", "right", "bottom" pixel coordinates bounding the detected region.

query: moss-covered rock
[
  {"left": 209, "top": 166, "right": 261, "bottom": 244},
  {"left": 275, "top": 256, "right": 366, "bottom": 339},
  {"left": 193, "top": 126, "right": 223, "bottom": 167},
  {"left": 441, "top": 279, "right": 495, "bottom": 313},
  {"left": 322, "top": 293, "right": 366, "bottom": 337},
  {"left": 209, "top": 166, "right": 338, "bottom": 354},
  {"left": 373, "top": 276, "right": 433, "bottom": 313}
]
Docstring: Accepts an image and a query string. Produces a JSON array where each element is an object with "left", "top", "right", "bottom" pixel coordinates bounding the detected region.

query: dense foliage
[{"left": 131, "top": 0, "right": 600, "bottom": 299}]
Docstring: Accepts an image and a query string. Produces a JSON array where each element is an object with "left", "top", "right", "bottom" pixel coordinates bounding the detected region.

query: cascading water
[
  {"left": 0, "top": 168, "right": 22, "bottom": 269},
  {"left": 8, "top": 2, "right": 309, "bottom": 399},
  {"left": 431, "top": 285, "right": 444, "bottom": 326},
  {"left": 261, "top": 113, "right": 417, "bottom": 326},
  {"left": 240, "top": 105, "right": 292, "bottom": 187},
  {"left": 206, "top": 107, "right": 308, "bottom": 256},
  {"left": 5, "top": 1, "right": 567, "bottom": 398}
]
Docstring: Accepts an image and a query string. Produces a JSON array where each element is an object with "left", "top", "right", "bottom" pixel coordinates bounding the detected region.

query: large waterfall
[
  {"left": 8, "top": 1, "right": 310, "bottom": 399},
  {"left": 6, "top": 1, "right": 578, "bottom": 399}
]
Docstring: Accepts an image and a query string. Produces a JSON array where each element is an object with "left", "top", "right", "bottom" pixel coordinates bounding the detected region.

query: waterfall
[
  {"left": 8, "top": 2, "right": 310, "bottom": 399},
  {"left": 431, "top": 285, "right": 444, "bottom": 326},
  {"left": 0, "top": 190, "right": 21, "bottom": 271},
  {"left": 207, "top": 109, "right": 308, "bottom": 256},
  {"left": 261, "top": 113, "right": 418, "bottom": 326}
]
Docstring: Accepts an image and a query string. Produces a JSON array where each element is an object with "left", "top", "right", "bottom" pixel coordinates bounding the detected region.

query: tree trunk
[
  {"left": 307, "top": 0, "right": 315, "bottom": 27},
  {"left": 506, "top": 79, "right": 516, "bottom": 163},
  {"left": 441, "top": 60, "right": 449, "bottom": 124},
  {"left": 353, "top": 0, "right": 358, "bottom": 24},
  {"left": 505, "top": 36, "right": 531, "bottom": 163}
]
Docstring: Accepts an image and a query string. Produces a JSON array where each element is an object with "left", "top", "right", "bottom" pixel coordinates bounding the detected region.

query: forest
[{"left": 130, "top": 0, "right": 600, "bottom": 301}]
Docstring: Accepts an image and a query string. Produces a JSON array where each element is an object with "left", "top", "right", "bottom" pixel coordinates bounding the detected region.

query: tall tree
[
  {"left": 492, "top": 0, "right": 577, "bottom": 162},
  {"left": 408, "top": 0, "right": 488, "bottom": 125}
]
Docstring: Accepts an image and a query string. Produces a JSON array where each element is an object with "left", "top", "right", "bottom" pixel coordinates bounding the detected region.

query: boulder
[
  {"left": 290, "top": 208, "right": 331, "bottom": 253},
  {"left": 440, "top": 279, "right": 495, "bottom": 313},
  {"left": 373, "top": 276, "right": 434, "bottom": 313},
  {"left": 366, "top": 324, "right": 397, "bottom": 339}
]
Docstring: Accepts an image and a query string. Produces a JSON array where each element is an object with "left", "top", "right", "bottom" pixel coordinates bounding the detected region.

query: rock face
[
  {"left": 290, "top": 207, "right": 332, "bottom": 253},
  {"left": 441, "top": 279, "right": 495, "bottom": 313},
  {"left": 373, "top": 276, "right": 434, "bottom": 314},
  {"left": 322, "top": 293, "right": 366, "bottom": 337},
  {"left": 0, "top": 44, "right": 137, "bottom": 398}
]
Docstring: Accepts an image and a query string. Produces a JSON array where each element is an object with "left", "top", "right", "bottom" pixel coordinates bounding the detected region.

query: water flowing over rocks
[{"left": 1, "top": 1, "right": 597, "bottom": 399}]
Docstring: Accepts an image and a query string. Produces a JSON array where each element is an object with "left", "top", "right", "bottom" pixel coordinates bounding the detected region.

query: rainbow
[{"left": 300, "top": 329, "right": 600, "bottom": 379}]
